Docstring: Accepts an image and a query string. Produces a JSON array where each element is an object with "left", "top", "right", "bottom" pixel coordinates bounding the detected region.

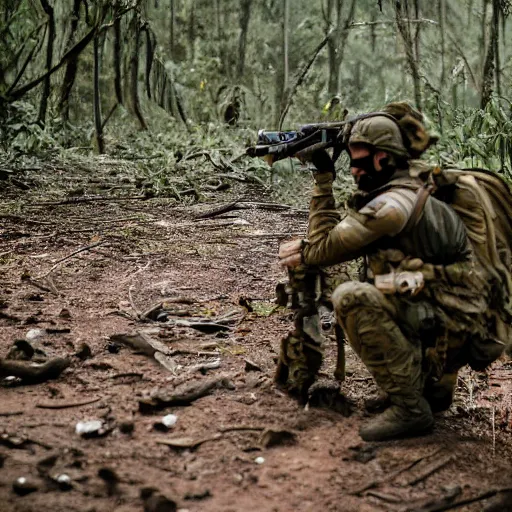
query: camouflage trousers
[
  {"left": 332, "top": 276, "right": 505, "bottom": 410},
  {"left": 275, "top": 261, "right": 505, "bottom": 406}
]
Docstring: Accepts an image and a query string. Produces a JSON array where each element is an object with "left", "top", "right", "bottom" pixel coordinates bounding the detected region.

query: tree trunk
[
  {"left": 130, "top": 15, "right": 148, "bottom": 130},
  {"left": 335, "top": 0, "right": 357, "bottom": 95},
  {"left": 113, "top": 3, "right": 123, "bottom": 105},
  {"left": 169, "top": 0, "right": 175, "bottom": 58},
  {"left": 283, "top": 0, "right": 289, "bottom": 95},
  {"left": 394, "top": 1, "right": 422, "bottom": 110},
  {"left": 144, "top": 27, "right": 155, "bottom": 99},
  {"left": 188, "top": 0, "right": 196, "bottom": 62},
  {"left": 38, "top": 0, "right": 55, "bottom": 125},
  {"left": 438, "top": 0, "right": 446, "bottom": 90},
  {"left": 93, "top": 34, "right": 105, "bottom": 154},
  {"left": 493, "top": 0, "right": 500, "bottom": 98},
  {"left": 236, "top": 0, "right": 252, "bottom": 79},
  {"left": 326, "top": 0, "right": 340, "bottom": 96},
  {"left": 480, "top": 0, "right": 497, "bottom": 108},
  {"left": 59, "top": 0, "right": 81, "bottom": 122}
]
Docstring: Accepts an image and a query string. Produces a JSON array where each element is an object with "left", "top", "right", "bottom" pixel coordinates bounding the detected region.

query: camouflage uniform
[{"left": 279, "top": 110, "right": 508, "bottom": 441}]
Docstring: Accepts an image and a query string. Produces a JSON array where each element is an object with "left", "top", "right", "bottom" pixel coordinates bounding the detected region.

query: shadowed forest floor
[{"left": 1, "top": 159, "right": 511, "bottom": 512}]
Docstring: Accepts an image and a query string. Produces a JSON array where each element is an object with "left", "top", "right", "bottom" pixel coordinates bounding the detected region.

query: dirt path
[{"left": 1, "top": 168, "right": 511, "bottom": 512}]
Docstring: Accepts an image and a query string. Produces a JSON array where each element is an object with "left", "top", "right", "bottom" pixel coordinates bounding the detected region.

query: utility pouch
[{"left": 375, "top": 271, "right": 425, "bottom": 296}]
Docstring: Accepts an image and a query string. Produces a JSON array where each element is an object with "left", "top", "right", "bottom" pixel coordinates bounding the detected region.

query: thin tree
[
  {"left": 129, "top": 13, "right": 148, "bottom": 130},
  {"left": 59, "top": 0, "right": 81, "bottom": 122},
  {"left": 395, "top": 0, "right": 422, "bottom": 109},
  {"left": 38, "top": 0, "right": 55, "bottom": 125},
  {"left": 237, "top": 0, "right": 252, "bottom": 79},
  {"left": 93, "top": 33, "right": 105, "bottom": 153}
]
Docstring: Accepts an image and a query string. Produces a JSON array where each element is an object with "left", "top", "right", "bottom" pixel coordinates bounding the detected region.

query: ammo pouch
[{"left": 465, "top": 337, "right": 505, "bottom": 371}]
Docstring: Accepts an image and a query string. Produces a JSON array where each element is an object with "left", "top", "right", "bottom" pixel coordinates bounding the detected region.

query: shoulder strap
[{"left": 404, "top": 183, "right": 434, "bottom": 232}]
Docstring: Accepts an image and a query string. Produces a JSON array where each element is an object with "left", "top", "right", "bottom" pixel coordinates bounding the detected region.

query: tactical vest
[{"left": 352, "top": 168, "right": 472, "bottom": 267}]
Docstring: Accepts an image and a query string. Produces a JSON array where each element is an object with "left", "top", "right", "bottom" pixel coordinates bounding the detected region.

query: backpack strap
[{"left": 404, "top": 182, "right": 435, "bottom": 232}]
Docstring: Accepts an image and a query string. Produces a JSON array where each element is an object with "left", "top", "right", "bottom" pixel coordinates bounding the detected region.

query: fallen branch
[
  {"left": 0, "top": 358, "right": 70, "bottom": 384},
  {"left": 350, "top": 448, "right": 442, "bottom": 495},
  {"left": 399, "top": 454, "right": 454, "bottom": 486},
  {"left": 28, "top": 195, "right": 147, "bottom": 206},
  {"left": 195, "top": 201, "right": 240, "bottom": 220},
  {"left": 139, "top": 376, "right": 234, "bottom": 412},
  {"left": 35, "top": 397, "right": 101, "bottom": 409},
  {"left": 411, "top": 488, "right": 512, "bottom": 512},
  {"left": 155, "top": 434, "right": 222, "bottom": 449}
]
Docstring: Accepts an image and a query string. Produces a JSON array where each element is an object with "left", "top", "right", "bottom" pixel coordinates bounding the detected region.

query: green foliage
[{"left": 433, "top": 97, "right": 512, "bottom": 178}]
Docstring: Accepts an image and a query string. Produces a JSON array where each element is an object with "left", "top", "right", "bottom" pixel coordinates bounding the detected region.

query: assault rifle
[{"left": 245, "top": 112, "right": 387, "bottom": 165}]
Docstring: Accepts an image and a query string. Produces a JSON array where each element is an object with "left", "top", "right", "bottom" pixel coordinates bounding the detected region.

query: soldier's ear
[{"left": 374, "top": 151, "right": 389, "bottom": 171}]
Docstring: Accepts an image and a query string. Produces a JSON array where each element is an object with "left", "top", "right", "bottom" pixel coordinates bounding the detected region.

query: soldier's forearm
[{"left": 304, "top": 177, "right": 349, "bottom": 266}]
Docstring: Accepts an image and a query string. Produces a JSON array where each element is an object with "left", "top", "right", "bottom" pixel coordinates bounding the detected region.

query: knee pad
[{"left": 331, "top": 281, "right": 395, "bottom": 319}]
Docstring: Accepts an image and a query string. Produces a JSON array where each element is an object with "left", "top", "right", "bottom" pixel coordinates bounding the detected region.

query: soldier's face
[
  {"left": 349, "top": 145, "right": 374, "bottom": 183},
  {"left": 349, "top": 145, "right": 392, "bottom": 192}
]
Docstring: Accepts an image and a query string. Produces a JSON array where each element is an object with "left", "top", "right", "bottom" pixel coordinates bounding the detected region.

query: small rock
[
  {"left": 75, "top": 420, "right": 106, "bottom": 438},
  {"left": 13, "top": 477, "right": 38, "bottom": 496},
  {"left": 119, "top": 421, "right": 135, "bottom": 435},
  {"left": 53, "top": 474, "right": 72, "bottom": 491},
  {"left": 153, "top": 414, "right": 178, "bottom": 432},
  {"left": 26, "top": 329, "right": 46, "bottom": 342},
  {"left": 59, "top": 308, "right": 71, "bottom": 319},
  {"left": 259, "top": 429, "right": 297, "bottom": 449},
  {"left": 75, "top": 343, "right": 92, "bottom": 361},
  {"left": 254, "top": 457, "right": 265, "bottom": 465},
  {"left": 244, "top": 359, "right": 262, "bottom": 372}
]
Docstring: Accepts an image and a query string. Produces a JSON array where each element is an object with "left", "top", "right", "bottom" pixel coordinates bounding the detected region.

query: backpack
[{"left": 421, "top": 166, "right": 512, "bottom": 324}]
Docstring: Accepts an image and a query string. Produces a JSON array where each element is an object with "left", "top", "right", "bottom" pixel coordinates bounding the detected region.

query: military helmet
[{"left": 348, "top": 115, "right": 408, "bottom": 158}]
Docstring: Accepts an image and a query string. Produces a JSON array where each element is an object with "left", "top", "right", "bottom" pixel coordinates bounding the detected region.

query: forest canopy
[{"left": 1, "top": 0, "right": 511, "bottom": 179}]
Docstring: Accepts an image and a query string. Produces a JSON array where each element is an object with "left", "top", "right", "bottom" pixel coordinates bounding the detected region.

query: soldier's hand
[
  {"left": 279, "top": 239, "right": 304, "bottom": 268},
  {"left": 295, "top": 145, "right": 335, "bottom": 178}
]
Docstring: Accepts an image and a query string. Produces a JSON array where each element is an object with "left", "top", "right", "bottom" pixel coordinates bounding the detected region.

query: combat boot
[{"left": 360, "top": 396, "right": 434, "bottom": 442}]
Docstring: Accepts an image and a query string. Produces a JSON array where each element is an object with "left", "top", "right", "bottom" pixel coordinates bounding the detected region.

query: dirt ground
[{"left": 1, "top": 160, "right": 512, "bottom": 512}]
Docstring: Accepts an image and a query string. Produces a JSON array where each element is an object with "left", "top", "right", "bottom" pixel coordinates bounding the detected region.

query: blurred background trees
[{"left": 1, "top": 0, "right": 511, "bottom": 175}]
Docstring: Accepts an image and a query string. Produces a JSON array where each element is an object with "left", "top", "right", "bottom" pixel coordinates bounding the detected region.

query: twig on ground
[
  {"left": 366, "top": 490, "right": 403, "bottom": 504},
  {"left": 128, "top": 285, "right": 142, "bottom": 318},
  {"left": 111, "top": 372, "right": 144, "bottom": 380},
  {"left": 219, "top": 425, "right": 265, "bottom": 433},
  {"left": 35, "top": 397, "right": 101, "bottom": 409},
  {"left": 400, "top": 454, "right": 454, "bottom": 486},
  {"left": 350, "top": 448, "right": 443, "bottom": 495},
  {"left": 36, "top": 241, "right": 108, "bottom": 279}
]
